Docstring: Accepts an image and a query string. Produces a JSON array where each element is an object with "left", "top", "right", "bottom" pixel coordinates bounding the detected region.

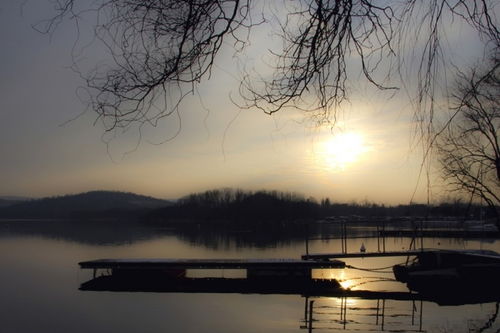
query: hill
[
  {"left": 0, "top": 197, "right": 29, "bottom": 208},
  {"left": 0, "top": 199, "right": 16, "bottom": 208},
  {"left": 147, "top": 188, "right": 500, "bottom": 227},
  {"left": 0, "top": 191, "right": 171, "bottom": 219},
  {"left": 148, "top": 188, "right": 319, "bottom": 224}
]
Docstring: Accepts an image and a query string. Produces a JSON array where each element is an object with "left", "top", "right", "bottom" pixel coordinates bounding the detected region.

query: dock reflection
[
  {"left": 79, "top": 275, "right": 500, "bottom": 332},
  {"left": 80, "top": 273, "right": 500, "bottom": 305},
  {"left": 301, "top": 297, "right": 425, "bottom": 332},
  {"left": 301, "top": 297, "right": 500, "bottom": 332}
]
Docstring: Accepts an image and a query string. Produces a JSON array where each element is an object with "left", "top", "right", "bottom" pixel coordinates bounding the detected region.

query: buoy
[{"left": 360, "top": 243, "right": 366, "bottom": 253}]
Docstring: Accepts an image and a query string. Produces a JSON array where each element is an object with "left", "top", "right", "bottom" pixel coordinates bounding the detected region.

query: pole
[{"left": 308, "top": 300, "right": 314, "bottom": 333}]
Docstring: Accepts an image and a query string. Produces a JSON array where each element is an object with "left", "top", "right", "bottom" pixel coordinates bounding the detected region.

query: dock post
[
  {"left": 420, "top": 219, "right": 424, "bottom": 251},
  {"left": 419, "top": 300, "right": 423, "bottom": 331},
  {"left": 340, "top": 297, "right": 344, "bottom": 321},
  {"left": 304, "top": 222, "right": 310, "bottom": 256},
  {"left": 377, "top": 225, "right": 381, "bottom": 252},
  {"left": 340, "top": 220, "right": 348, "bottom": 254},
  {"left": 303, "top": 297, "right": 309, "bottom": 323},
  {"left": 341, "top": 297, "right": 347, "bottom": 329},
  {"left": 345, "top": 221, "right": 348, "bottom": 253},
  {"left": 382, "top": 220, "right": 386, "bottom": 252},
  {"left": 300, "top": 297, "right": 309, "bottom": 329},
  {"left": 308, "top": 300, "right": 314, "bottom": 333},
  {"left": 412, "top": 299, "right": 416, "bottom": 325},
  {"left": 381, "top": 299, "right": 386, "bottom": 331}
]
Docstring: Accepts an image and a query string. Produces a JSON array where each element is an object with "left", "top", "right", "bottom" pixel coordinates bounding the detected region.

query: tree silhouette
[
  {"left": 38, "top": 0, "right": 499, "bottom": 131},
  {"left": 437, "top": 54, "right": 500, "bottom": 225}
]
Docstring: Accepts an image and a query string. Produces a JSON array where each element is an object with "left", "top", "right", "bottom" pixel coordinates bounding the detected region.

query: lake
[{"left": 1, "top": 220, "right": 499, "bottom": 332}]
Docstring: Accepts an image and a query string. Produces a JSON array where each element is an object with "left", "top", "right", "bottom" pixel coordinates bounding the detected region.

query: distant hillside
[
  {"left": 0, "top": 197, "right": 29, "bottom": 208},
  {"left": 0, "top": 199, "right": 16, "bottom": 208},
  {"left": 148, "top": 188, "right": 319, "bottom": 224},
  {"left": 0, "top": 196, "right": 31, "bottom": 201},
  {"left": 0, "top": 191, "right": 171, "bottom": 219},
  {"left": 147, "top": 188, "right": 500, "bottom": 226}
]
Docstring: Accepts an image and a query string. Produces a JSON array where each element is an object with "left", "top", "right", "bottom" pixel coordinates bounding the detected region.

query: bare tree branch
[
  {"left": 240, "top": 0, "right": 399, "bottom": 122},
  {"left": 38, "top": 1, "right": 499, "bottom": 131},
  {"left": 38, "top": 0, "right": 253, "bottom": 131},
  {"left": 437, "top": 52, "right": 500, "bottom": 225}
]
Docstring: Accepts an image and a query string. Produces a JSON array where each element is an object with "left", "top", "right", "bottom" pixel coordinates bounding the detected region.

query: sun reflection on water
[{"left": 314, "top": 269, "right": 356, "bottom": 289}]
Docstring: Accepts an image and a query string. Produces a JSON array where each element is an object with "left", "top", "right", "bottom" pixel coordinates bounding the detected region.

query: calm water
[{"left": 1, "top": 221, "right": 499, "bottom": 333}]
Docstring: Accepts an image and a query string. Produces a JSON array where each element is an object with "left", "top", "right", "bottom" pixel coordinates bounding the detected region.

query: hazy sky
[{"left": 0, "top": 1, "right": 492, "bottom": 204}]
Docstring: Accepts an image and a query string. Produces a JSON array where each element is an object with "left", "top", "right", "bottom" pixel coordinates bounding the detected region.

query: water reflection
[
  {"left": 1, "top": 219, "right": 497, "bottom": 249},
  {"left": 301, "top": 297, "right": 500, "bottom": 332},
  {"left": 77, "top": 266, "right": 500, "bottom": 331},
  {"left": 1, "top": 220, "right": 500, "bottom": 332},
  {"left": 79, "top": 269, "right": 500, "bottom": 305},
  {"left": 0, "top": 219, "right": 314, "bottom": 247},
  {"left": 302, "top": 297, "right": 424, "bottom": 332}
]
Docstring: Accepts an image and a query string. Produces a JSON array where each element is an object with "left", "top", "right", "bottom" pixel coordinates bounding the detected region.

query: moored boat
[{"left": 393, "top": 249, "right": 500, "bottom": 295}]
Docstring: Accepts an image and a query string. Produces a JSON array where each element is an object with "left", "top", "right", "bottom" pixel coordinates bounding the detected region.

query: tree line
[{"left": 147, "top": 188, "right": 498, "bottom": 224}]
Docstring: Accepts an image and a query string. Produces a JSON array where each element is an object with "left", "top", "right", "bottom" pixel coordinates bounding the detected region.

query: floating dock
[
  {"left": 302, "top": 250, "right": 423, "bottom": 260},
  {"left": 79, "top": 258, "right": 346, "bottom": 270},
  {"left": 80, "top": 258, "right": 346, "bottom": 280},
  {"left": 79, "top": 258, "right": 347, "bottom": 294},
  {"left": 78, "top": 250, "right": 500, "bottom": 303},
  {"left": 302, "top": 249, "right": 500, "bottom": 260},
  {"left": 380, "top": 229, "right": 500, "bottom": 238}
]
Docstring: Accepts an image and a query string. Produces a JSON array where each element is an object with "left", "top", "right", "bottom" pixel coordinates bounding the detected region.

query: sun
[{"left": 321, "top": 132, "right": 366, "bottom": 170}]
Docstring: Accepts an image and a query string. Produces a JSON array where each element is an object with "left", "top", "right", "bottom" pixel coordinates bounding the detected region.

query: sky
[{"left": 0, "top": 1, "right": 493, "bottom": 204}]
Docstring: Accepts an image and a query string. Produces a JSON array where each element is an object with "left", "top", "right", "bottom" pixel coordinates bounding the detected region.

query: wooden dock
[
  {"left": 80, "top": 258, "right": 347, "bottom": 281},
  {"left": 78, "top": 250, "right": 500, "bottom": 304},
  {"left": 380, "top": 229, "right": 500, "bottom": 238},
  {"left": 79, "top": 258, "right": 346, "bottom": 270},
  {"left": 302, "top": 250, "right": 424, "bottom": 260},
  {"left": 302, "top": 249, "right": 500, "bottom": 261}
]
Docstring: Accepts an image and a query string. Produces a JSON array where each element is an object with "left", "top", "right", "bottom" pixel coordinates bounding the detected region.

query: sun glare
[{"left": 321, "top": 132, "right": 366, "bottom": 170}]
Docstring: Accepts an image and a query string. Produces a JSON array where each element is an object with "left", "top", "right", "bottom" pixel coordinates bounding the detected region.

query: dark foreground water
[{"left": 0, "top": 220, "right": 499, "bottom": 333}]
